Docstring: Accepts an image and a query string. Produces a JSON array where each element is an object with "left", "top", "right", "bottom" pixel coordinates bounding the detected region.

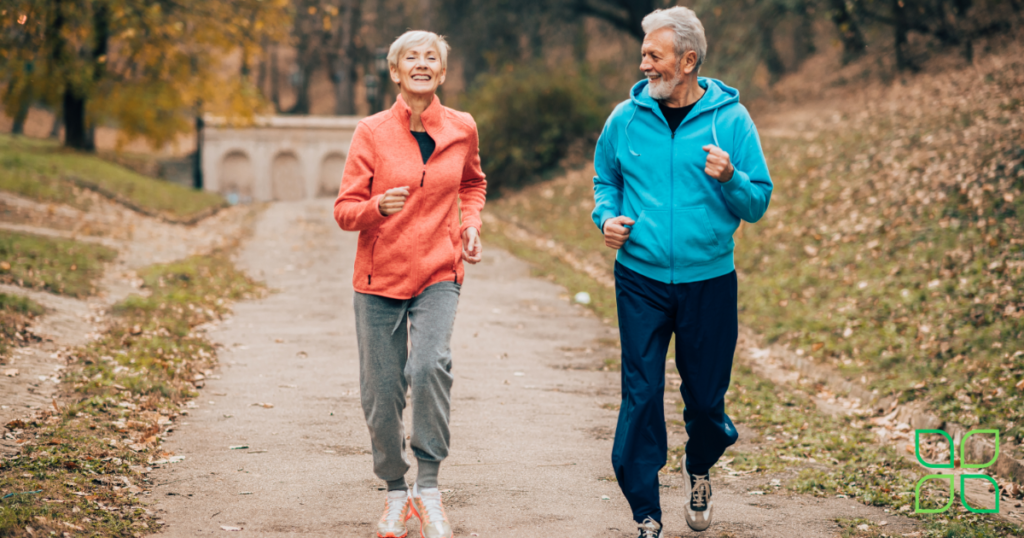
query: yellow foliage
[{"left": 0, "top": 0, "right": 292, "bottom": 149}]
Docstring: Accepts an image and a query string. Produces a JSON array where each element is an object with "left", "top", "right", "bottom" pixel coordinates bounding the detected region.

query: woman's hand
[
  {"left": 378, "top": 187, "right": 410, "bottom": 216},
  {"left": 462, "top": 227, "right": 482, "bottom": 264}
]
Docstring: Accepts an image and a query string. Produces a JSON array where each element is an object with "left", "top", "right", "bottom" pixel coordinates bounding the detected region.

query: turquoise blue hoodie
[{"left": 592, "top": 77, "right": 773, "bottom": 284}]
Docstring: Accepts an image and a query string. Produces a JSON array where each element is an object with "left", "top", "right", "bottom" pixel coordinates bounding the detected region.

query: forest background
[{"left": 2, "top": 0, "right": 1020, "bottom": 195}]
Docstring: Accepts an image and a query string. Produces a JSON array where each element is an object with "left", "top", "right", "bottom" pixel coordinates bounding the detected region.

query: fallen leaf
[
  {"left": 220, "top": 525, "right": 243, "bottom": 531},
  {"left": 0, "top": 261, "right": 10, "bottom": 271},
  {"left": 5, "top": 419, "right": 26, "bottom": 430},
  {"left": 4, "top": 369, "right": 18, "bottom": 377},
  {"left": 252, "top": 402, "right": 274, "bottom": 408}
]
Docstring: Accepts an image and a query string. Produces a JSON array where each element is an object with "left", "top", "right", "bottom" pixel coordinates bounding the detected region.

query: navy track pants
[{"left": 611, "top": 262, "right": 739, "bottom": 524}]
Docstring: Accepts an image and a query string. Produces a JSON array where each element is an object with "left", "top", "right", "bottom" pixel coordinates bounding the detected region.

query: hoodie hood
[
  {"left": 630, "top": 77, "right": 739, "bottom": 113},
  {"left": 624, "top": 77, "right": 740, "bottom": 154}
]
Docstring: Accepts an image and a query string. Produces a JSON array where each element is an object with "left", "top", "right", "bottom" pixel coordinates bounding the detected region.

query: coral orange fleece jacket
[{"left": 334, "top": 95, "right": 487, "bottom": 300}]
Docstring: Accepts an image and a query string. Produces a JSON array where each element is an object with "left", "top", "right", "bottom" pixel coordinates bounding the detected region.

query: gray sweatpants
[{"left": 354, "top": 281, "right": 460, "bottom": 490}]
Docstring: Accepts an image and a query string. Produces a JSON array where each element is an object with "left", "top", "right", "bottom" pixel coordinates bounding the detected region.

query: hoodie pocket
[
  {"left": 623, "top": 209, "right": 670, "bottom": 268},
  {"left": 673, "top": 206, "right": 721, "bottom": 265}
]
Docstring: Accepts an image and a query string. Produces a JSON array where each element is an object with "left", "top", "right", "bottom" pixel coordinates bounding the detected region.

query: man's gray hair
[{"left": 641, "top": 6, "right": 707, "bottom": 70}]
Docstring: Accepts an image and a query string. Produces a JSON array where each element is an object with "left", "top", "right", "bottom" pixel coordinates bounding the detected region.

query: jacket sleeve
[
  {"left": 720, "top": 122, "right": 773, "bottom": 223},
  {"left": 591, "top": 119, "right": 623, "bottom": 232},
  {"left": 459, "top": 125, "right": 487, "bottom": 235},
  {"left": 334, "top": 122, "right": 388, "bottom": 232}
]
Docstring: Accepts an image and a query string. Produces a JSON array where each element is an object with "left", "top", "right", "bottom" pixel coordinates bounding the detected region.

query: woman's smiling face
[{"left": 390, "top": 43, "right": 446, "bottom": 96}]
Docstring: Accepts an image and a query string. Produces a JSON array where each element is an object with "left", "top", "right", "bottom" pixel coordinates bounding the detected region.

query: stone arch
[
  {"left": 318, "top": 152, "right": 347, "bottom": 197},
  {"left": 219, "top": 150, "right": 254, "bottom": 204},
  {"left": 271, "top": 151, "right": 305, "bottom": 201}
]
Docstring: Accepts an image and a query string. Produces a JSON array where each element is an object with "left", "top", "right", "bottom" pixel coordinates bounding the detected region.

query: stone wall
[{"left": 202, "top": 116, "right": 361, "bottom": 203}]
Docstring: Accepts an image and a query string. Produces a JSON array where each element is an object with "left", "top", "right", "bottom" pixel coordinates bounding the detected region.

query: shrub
[{"left": 463, "top": 63, "right": 606, "bottom": 196}]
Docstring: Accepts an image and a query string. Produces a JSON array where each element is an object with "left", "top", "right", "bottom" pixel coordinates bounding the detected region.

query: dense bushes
[{"left": 463, "top": 64, "right": 606, "bottom": 196}]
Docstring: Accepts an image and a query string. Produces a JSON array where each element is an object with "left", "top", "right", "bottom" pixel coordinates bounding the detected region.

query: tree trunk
[
  {"left": 270, "top": 46, "right": 282, "bottom": 112},
  {"left": 193, "top": 113, "right": 204, "bottom": 190},
  {"left": 828, "top": 0, "right": 866, "bottom": 63},
  {"left": 49, "top": 107, "right": 62, "bottom": 139},
  {"left": 331, "top": 56, "right": 356, "bottom": 115},
  {"left": 287, "top": 31, "right": 317, "bottom": 115},
  {"left": 330, "top": 0, "right": 359, "bottom": 115},
  {"left": 10, "top": 99, "right": 30, "bottom": 136},
  {"left": 793, "top": 0, "right": 817, "bottom": 67},
  {"left": 893, "top": 0, "right": 914, "bottom": 71},
  {"left": 760, "top": 4, "right": 786, "bottom": 83},
  {"left": 63, "top": 88, "right": 92, "bottom": 150}
]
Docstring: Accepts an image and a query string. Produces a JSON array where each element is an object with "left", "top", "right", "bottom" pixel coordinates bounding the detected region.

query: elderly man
[{"left": 592, "top": 6, "right": 772, "bottom": 537}]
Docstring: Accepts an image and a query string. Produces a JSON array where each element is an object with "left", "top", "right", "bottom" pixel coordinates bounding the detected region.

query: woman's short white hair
[
  {"left": 641, "top": 7, "right": 707, "bottom": 70},
  {"left": 387, "top": 30, "right": 451, "bottom": 70}
]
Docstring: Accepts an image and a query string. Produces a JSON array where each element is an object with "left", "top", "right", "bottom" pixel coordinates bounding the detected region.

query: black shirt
[
  {"left": 411, "top": 131, "right": 435, "bottom": 164},
  {"left": 659, "top": 93, "right": 702, "bottom": 134}
]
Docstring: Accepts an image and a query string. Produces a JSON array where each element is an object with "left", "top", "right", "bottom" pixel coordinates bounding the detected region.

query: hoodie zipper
[{"left": 669, "top": 127, "right": 676, "bottom": 284}]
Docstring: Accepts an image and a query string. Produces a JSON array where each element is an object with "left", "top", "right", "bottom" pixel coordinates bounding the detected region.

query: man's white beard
[{"left": 647, "top": 68, "right": 681, "bottom": 100}]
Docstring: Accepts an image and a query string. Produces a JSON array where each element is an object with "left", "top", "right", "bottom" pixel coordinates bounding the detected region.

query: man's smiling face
[{"left": 640, "top": 27, "right": 681, "bottom": 100}]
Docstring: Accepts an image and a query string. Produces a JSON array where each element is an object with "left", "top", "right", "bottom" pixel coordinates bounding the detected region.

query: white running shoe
[
  {"left": 410, "top": 484, "right": 453, "bottom": 538},
  {"left": 683, "top": 465, "right": 714, "bottom": 532},
  {"left": 377, "top": 489, "right": 412, "bottom": 538}
]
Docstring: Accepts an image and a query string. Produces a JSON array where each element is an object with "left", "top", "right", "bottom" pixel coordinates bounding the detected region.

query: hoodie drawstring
[
  {"left": 625, "top": 106, "right": 641, "bottom": 157},
  {"left": 711, "top": 108, "right": 720, "bottom": 148}
]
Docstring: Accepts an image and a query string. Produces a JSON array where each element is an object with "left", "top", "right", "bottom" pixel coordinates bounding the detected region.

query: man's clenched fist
[
  {"left": 702, "top": 145, "right": 734, "bottom": 183},
  {"left": 603, "top": 216, "right": 635, "bottom": 250}
]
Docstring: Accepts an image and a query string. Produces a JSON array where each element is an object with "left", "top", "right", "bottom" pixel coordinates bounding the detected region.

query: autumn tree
[{"left": 0, "top": 0, "right": 291, "bottom": 151}]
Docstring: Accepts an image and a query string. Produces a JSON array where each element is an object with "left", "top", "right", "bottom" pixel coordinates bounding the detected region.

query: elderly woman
[{"left": 334, "top": 30, "right": 486, "bottom": 538}]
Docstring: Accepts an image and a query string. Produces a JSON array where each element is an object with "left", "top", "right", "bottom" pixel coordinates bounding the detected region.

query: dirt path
[{"left": 147, "top": 199, "right": 916, "bottom": 538}]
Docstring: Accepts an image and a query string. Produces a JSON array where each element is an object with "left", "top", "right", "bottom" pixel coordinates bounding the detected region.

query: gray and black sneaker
[
  {"left": 683, "top": 467, "right": 714, "bottom": 531},
  {"left": 636, "top": 516, "right": 663, "bottom": 538}
]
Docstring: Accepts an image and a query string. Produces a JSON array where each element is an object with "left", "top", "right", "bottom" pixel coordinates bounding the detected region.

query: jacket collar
[{"left": 391, "top": 93, "right": 446, "bottom": 135}]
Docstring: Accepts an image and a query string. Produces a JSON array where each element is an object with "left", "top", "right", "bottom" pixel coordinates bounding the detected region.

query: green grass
[
  {"left": 0, "top": 253, "right": 263, "bottom": 537},
  {"left": 0, "top": 293, "right": 45, "bottom": 356},
  {"left": 0, "top": 134, "right": 224, "bottom": 221},
  {"left": 0, "top": 230, "right": 117, "bottom": 297}
]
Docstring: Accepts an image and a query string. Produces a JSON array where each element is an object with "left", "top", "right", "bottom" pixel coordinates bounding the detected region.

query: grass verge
[
  {"left": 0, "top": 253, "right": 263, "bottom": 537},
  {"left": 733, "top": 54, "right": 1024, "bottom": 445},
  {"left": 0, "top": 134, "right": 224, "bottom": 222},
  {"left": 0, "top": 230, "right": 118, "bottom": 298},
  {"left": 0, "top": 293, "right": 45, "bottom": 357}
]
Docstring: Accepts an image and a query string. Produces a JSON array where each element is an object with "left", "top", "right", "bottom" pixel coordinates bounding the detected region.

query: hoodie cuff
[
  {"left": 596, "top": 211, "right": 618, "bottom": 233},
  {"left": 720, "top": 169, "right": 750, "bottom": 192}
]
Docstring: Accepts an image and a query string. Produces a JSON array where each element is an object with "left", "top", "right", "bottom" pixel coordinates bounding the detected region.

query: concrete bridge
[{"left": 201, "top": 116, "right": 361, "bottom": 203}]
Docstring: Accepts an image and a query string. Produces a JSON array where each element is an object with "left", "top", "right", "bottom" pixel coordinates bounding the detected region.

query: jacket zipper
[
  {"left": 368, "top": 233, "right": 380, "bottom": 286},
  {"left": 420, "top": 169, "right": 425, "bottom": 187},
  {"left": 669, "top": 127, "right": 676, "bottom": 283}
]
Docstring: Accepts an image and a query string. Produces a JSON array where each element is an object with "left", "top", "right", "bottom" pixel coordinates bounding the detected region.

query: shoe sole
[
  {"left": 377, "top": 509, "right": 413, "bottom": 538},
  {"left": 409, "top": 503, "right": 452, "bottom": 538}
]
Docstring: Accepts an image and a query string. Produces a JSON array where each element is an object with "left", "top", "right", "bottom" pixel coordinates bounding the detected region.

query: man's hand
[
  {"left": 702, "top": 145, "right": 734, "bottom": 183},
  {"left": 462, "top": 227, "right": 482, "bottom": 264},
  {"left": 378, "top": 187, "right": 410, "bottom": 216},
  {"left": 603, "top": 216, "right": 635, "bottom": 250}
]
